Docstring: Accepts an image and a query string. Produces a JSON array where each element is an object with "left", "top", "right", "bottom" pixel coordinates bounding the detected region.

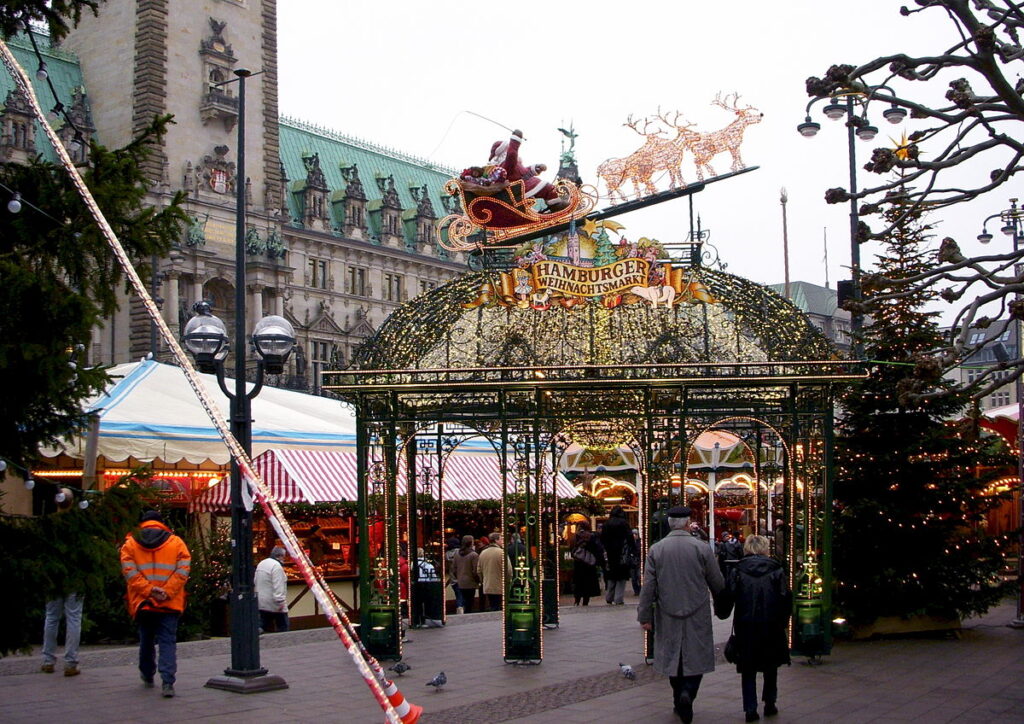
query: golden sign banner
[
  {"left": 531, "top": 259, "right": 650, "bottom": 297},
  {"left": 462, "top": 260, "right": 718, "bottom": 310}
]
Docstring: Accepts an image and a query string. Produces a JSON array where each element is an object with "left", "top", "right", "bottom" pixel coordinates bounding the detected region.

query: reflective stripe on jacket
[{"left": 120, "top": 521, "right": 191, "bottom": 617}]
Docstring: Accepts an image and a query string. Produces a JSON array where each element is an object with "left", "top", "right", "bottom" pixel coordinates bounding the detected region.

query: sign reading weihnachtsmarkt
[
  {"left": 532, "top": 258, "right": 650, "bottom": 298},
  {"left": 464, "top": 219, "right": 717, "bottom": 311}
]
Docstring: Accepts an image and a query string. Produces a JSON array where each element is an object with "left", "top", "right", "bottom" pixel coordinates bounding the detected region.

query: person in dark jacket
[
  {"left": 725, "top": 534, "right": 791, "bottom": 722},
  {"left": 717, "top": 531, "right": 743, "bottom": 577},
  {"left": 570, "top": 522, "right": 606, "bottom": 606},
  {"left": 600, "top": 506, "right": 637, "bottom": 605}
]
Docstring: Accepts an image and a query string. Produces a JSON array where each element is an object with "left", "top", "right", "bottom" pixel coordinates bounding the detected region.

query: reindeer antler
[
  {"left": 712, "top": 91, "right": 754, "bottom": 111},
  {"left": 625, "top": 114, "right": 662, "bottom": 136},
  {"left": 655, "top": 107, "right": 694, "bottom": 129}
]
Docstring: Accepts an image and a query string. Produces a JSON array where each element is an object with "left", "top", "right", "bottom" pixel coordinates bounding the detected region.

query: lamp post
[
  {"left": 977, "top": 198, "right": 1024, "bottom": 628},
  {"left": 184, "top": 66, "right": 294, "bottom": 693},
  {"left": 780, "top": 187, "right": 791, "bottom": 300},
  {"left": 796, "top": 89, "right": 906, "bottom": 359}
]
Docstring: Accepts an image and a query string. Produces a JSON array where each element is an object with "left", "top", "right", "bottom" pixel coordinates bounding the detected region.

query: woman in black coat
[
  {"left": 570, "top": 522, "right": 605, "bottom": 606},
  {"left": 726, "top": 534, "right": 791, "bottom": 722},
  {"left": 599, "top": 506, "right": 637, "bottom": 605}
]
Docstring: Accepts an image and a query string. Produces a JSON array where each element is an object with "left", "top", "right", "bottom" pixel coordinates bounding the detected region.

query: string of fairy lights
[{"left": 22, "top": 27, "right": 88, "bottom": 152}]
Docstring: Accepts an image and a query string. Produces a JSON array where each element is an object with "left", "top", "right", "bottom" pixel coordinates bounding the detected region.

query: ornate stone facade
[{"left": 58, "top": 0, "right": 464, "bottom": 392}]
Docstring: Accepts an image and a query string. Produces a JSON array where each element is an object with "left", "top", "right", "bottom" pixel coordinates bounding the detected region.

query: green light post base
[{"left": 204, "top": 672, "right": 289, "bottom": 694}]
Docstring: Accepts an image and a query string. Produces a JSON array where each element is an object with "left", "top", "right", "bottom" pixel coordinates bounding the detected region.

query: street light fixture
[
  {"left": 882, "top": 105, "right": 908, "bottom": 124},
  {"left": 795, "top": 87, "right": 905, "bottom": 359},
  {"left": 182, "top": 302, "right": 228, "bottom": 371},
  {"left": 185, "top": 67, "right": 292, "bottom": 694},
  {"left": 978, "top": 197, "right": 1024, "bottom": 629}
]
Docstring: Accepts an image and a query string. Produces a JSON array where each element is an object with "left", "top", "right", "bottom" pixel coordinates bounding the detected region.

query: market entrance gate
[{"left": 328, "top": 356, "right": 860, "bottom": 663}]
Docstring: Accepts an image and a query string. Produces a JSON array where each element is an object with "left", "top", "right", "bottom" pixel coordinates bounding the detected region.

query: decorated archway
[{"left": 326, "top": 223, "right": 862, "bottom": 663}]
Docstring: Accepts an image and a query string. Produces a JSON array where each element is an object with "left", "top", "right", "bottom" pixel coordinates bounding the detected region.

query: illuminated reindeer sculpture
[
  {"left": 685, "top": 92, "right": 763, "bottom": 181},
  {"left": 644, "top": 108, "right": 700, "bottom": 190},
  {"left": 596, "top": 115, "right": 662, "bottom": 203},
  {"left": 598, "top": 110, "right": 700, "bottom": 202}
]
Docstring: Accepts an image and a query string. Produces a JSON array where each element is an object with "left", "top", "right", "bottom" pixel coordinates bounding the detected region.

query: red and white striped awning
[{"left": 191, "top": 449, "right": 579, "bottom": 511}]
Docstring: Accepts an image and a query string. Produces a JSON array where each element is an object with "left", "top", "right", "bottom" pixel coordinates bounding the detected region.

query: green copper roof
[
  {"left": 279, "top": 116, "right": 457, "bottom": 244},
  {"left": 767, "top": 281, "right": 838, "bottom": 316},
  {"left": 1, "top": 32, "right": 90, "bottom": 162}
]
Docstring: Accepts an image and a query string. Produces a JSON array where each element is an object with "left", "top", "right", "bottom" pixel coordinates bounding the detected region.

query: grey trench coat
[{"left": 637, "top": 529, "right": 725, "bottom": 677}]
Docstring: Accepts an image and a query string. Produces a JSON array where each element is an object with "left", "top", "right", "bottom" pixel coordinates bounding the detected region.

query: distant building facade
[
  {"left": 944, "top": 323, "right": 1020, "bottom": 414},
  {"left": 767, "top": 281, "right": 851, "bottom": 355},
  {"left": 2, "top": 2, "right": 465, "bottom": 395}
]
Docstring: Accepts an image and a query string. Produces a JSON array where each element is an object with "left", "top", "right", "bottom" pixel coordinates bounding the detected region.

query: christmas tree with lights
[{"left": 833, "top": 196, "right": 1011, "bottom": 624}]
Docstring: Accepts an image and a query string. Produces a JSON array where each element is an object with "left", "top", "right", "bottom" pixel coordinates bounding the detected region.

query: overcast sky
[{"left": 277, "top": 2, "right": 1015, "bottom": 302}]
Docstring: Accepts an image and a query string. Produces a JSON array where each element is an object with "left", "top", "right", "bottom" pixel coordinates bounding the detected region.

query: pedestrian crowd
[{"left": 37, "top": 505, "right": 789, "bottom": 722}]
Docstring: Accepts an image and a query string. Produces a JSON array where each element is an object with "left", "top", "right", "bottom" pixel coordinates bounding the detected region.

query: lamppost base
[{"left": 204, "top": 671, "right": 289, "bottom": 694}]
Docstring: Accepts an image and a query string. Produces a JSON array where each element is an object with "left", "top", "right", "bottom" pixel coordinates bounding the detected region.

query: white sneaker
[{"left": 456, "top": 607, "right": 464, "bottom": 614}]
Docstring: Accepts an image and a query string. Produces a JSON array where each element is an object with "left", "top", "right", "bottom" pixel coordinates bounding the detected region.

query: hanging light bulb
[
  {"left": 55, "top": 490, "right": 67, "bottom": 503},
  {"left": 49, "top": 102, "right": 64, "bottom": 120},
  {"left": 78, "top": 499, "right": 90, "bottom": 510},
  {"left": 24, "top": 478, "right": 35, "bottom": 490},
  {"left": 7, "top": 192, "right": 22, "bottom": 213},
  {"left": 36, "top": 61, "right": 48, "bottom": 81},
  {"left": 0, "top": 459, "right": 6, "bottom": 473},
  {"left": 69, "top": 132, "right": 85, "bottom": 153}
]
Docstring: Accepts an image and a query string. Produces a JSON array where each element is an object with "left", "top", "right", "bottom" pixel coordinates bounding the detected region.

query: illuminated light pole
[
  {"left": 796, "top": 89, "right": 905, "bottom": 359},
  {"left": 977, "top": 198, "right": 1024, "bottom": 628}
]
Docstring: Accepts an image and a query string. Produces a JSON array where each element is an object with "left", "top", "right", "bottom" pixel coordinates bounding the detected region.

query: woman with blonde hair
[{"left": 725, "top": 534, "right": 791, "bottom": 721}]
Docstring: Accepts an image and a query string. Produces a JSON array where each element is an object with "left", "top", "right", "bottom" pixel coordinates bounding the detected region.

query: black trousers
[{"left": 669, "top": 654, "right": 703, "bottom": 706}]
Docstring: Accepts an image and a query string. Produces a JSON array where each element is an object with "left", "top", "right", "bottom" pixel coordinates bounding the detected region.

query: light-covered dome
[{"left": 355, "top": 268, "right": 834, "bottom": 370}]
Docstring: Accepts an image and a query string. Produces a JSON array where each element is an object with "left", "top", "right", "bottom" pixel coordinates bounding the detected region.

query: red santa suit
[{"left": 489, "top": 132, "right": 560, "bottom": 204}]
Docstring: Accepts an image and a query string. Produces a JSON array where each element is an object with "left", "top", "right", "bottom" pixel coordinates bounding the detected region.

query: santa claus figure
[{"left": 489, "top": 130, "right": 569, "bottom": 212}]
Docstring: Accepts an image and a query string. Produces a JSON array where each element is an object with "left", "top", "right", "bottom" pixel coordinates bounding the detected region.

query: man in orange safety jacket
[{"left": 120, "top": 510, "right": 191, "bottom": 698}]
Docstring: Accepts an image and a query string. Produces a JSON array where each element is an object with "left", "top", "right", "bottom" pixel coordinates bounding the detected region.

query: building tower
[{"left": 63, "top": 0, "right": 286, "bottom": 364}]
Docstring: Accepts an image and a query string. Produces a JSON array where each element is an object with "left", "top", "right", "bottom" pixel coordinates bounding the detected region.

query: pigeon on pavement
[
  {"left": 426, "top": 671, "right": 447, "bottom": 690},
  {"left": 619, "top": 663, "right": 636, "bottom": 681},
  {"left": 388, "top": 662, "right": 411, "bottom": 676}
]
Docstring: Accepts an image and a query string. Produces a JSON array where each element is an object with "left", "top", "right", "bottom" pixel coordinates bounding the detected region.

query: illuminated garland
[{"left": 351, "top": 268, "right": 834, "bottom": 372}]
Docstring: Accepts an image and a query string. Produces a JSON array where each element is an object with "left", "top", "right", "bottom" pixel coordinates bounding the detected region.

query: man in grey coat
[{"left": 638, "top": 506, "right": 724, "bottom": 723}]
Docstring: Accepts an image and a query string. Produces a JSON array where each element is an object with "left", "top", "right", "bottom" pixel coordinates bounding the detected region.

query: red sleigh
[{"left": 436, "top": 176, "right": 595, "bottom": 252}]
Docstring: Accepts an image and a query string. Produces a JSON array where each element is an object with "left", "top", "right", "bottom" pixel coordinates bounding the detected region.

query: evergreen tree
[
  {"left": 0, "top": 480, "right": 155, "bottom": 655},
  {"left": 592, "top": 226, "right": 617, "bottom": 267},
  {"left": 834, "top": 197, "right": 1011, "bottom": 624},
  {"left": 0, "top": 116, "right": 187, "bottom": 467}
]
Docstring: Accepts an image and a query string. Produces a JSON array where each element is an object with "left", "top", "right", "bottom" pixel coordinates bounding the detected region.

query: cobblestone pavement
[{"left": 1, "top": 595, "right": 1022, "bottom": 723}]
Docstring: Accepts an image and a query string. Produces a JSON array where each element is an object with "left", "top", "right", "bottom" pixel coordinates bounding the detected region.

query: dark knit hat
[{"left": 666, "top": 505, "right": 692, "bottom": 518}]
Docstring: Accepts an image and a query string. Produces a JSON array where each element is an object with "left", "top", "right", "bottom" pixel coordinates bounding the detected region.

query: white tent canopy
[{"left": 41, "top": 360, "right": 359, "bottom": 464}]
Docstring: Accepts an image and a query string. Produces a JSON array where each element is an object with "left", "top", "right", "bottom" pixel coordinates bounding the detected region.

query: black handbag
[{"left": 723, "top": 632, "right": 738, "bottom": 664}]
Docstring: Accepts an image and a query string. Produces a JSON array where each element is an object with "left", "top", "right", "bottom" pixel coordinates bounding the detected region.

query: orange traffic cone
[{"left": 382, "top": 678, "right": 423, "bottom": 724}]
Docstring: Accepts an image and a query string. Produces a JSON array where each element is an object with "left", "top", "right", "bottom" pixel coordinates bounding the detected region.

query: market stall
[
  {"left": 191, "top": 448, "right": 581, "bottom": 626},
  {"left": 29, "top": 359, "right": 359, "bottom": 513}
]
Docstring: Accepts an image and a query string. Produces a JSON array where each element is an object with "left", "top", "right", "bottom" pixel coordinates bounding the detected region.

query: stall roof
[
  {"left": 192, "top": 448, "right": 580, "bottom": 511},
  {"left": 40, "top": 360, "right": 359, "bottom": 465}
]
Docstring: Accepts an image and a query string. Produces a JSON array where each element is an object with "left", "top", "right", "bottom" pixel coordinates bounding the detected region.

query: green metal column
[
  {"left": 362, "top": 412, "right": 402, "bottom": 660},
  {"left": 503, "top": 410, "right": 542, "bottom": 663}
]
